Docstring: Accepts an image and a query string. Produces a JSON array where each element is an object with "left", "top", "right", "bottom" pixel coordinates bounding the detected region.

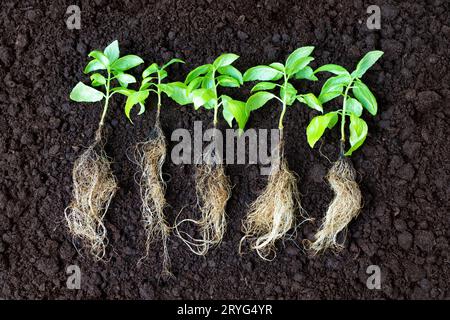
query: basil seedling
[
  {"left": 171, "top": 53, "right": 246, "bottom": 255},
  {"left": 66, "top": 40, "right": 143, "bottom": 260},
  {"left": 304, "top": 51, "right": 384, "bottom": 253},
  {"left": 239, "top": 47, "right": 316, "bottom": 259}
]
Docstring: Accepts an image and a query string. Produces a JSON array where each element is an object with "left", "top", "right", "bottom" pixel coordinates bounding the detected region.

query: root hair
[
  {"left": 64, "top": 142, "right": 118, "bottom": 260},
  {"left": 307, "top": 157, "right": 362, "bottom": 253},
  {"left": 240, "top": 140, "right": 308, "bottom": 260},
  {"left": 135, "top": 121, "right": 172, "bottom": 277}
]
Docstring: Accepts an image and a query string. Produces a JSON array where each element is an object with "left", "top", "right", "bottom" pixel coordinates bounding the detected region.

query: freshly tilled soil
[{"left": 0, "top": 0, "right": 448, "bottom": 299}]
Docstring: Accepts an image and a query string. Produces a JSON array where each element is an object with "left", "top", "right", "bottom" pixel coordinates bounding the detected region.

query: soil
[{"left": 0, "top": 0, "right": 449, "bottom": 299}]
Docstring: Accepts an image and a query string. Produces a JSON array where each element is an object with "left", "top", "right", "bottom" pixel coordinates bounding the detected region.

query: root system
[
  {"left": 308, "top": 157, "right": 362, "bottom": 253},
  {"left": 175, "top": 162, "right": 231, "bottom": 255},
  {"left": 240, "top": 141, "right": 307, "bottom": 260},
  {"left": 134, "top": 122, "right": 172, "bottom": 276},
  {"left": 64, "top": 140, "right": 118, "bottom": 260}
]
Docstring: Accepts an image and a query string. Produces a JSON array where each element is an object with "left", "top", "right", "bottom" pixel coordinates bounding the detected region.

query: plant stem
[
  {"left": 97, "top": 70, "right": 111, "bottom": 141},
  {"left": 212, "top": 68, "right": 218, "bottom": 128},
  {"left": 340, "top": 78, "right": 354, "bottom": 143},
  {"left": 278, "top": 72, "right": 288, "bottom": 130},
  {"left": 156, "top": 70, "right": 162, "bottom": 120}
]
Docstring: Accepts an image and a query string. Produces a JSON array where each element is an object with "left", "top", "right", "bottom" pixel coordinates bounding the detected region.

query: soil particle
[
  {"left": 414, "top": 230, "right": 435, "bottom": 252},
  {"left": 398, "top": 232, "right": 413, "bottom": 251}
]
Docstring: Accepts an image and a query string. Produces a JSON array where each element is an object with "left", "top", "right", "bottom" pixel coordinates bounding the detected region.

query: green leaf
[
  {"left": 112, "top": 87, "right": 133, "bottom": 96},
  {"left": 351, "top": 50, "right": 384, "bottom": 78},
  {"left": 88, "top": 50, "right": 110, "bottom": 67},
  {"left": 243, "top": 65, "right": 283, "bottom": 82},
  {"left": 280, "top": 82, "right": 297, "bottom": 106},
  {"left": 142, "top": 63, "right": 159, "bottom": 78},
  {"left": 352, "top": 80, "right": 377, "bottom": 115},
  {"left": 246, "top": 91, "right": 276, "bottom": 112},
  {"left": 213, "top": 53, "right": 239, "bottom": 68},
  {"left": 269, "top": 62, "right": 285, "bottom": 72},
  {"left": 297, "top": 93, "right": 323, "bottom": 112},
  {"left": 111, "top": 55, "right": 144, "bottom": 72},
  {"left": 84, "top": 59, "right": 106, "bottom": 74},
  {"left": 159, "top": 69, "right": 168, "bottom": 81},
  {"left": 201, "top": 71, "right": 215, "bottom": 89},
  {"left": 345, "top": 115, "right": 368, "bottom": 156},
  {"left": 345, "top": 97, "right": 363, "bottom": 117},
  {"left": 294, "top": 66, "right": 318, "bottom": 81},
  {"left": 285, "top": 46, "right": 314, "bottom": 73},
  {"left": 251, "top": 81, "right": 277, "bottom": 92},
  {"left": 286, "top": 56, "right": 314, "bottom": 76},
  {"left": 125, "top": 90, "right": 149, "bottom": 121},
  {"left": 191, "top": 88, "right": 216, "bottom": 110},
  {"left": 222, "top": 95, "right": 249, "bottom": 131},
  {"left": 187, "top": 77, "right": 203, "bottom": 93},
  {"left": 115, "top": 73, "right": 136, "bottom": 86},
  {"left": 314, "top": 64, "right": 349, "bottom": 75},
  {"left": 217, "top": 75, "right": 240, "bottom": 88},
  {"left": 217, "top": 65, "right": 243, "bottom": 84},
  {"left": 185, "top": 64, "right": 213, "bottom": 84},
  {"left": 70, "top": 82, "right": 104, "bottom": 102},
  {"left": 306, "top": 112, "right": 338, "bottom": 148},
  {"left": 90, "top": 73, "right": 106, "bottom": 86},
  {"left": 103, "top": 40, "right": 120, "bottom": 63},
  {"left": 162, "top": 58, "right": 185, "bottom": 69},
  {"left": 318, "top": 74, "right": 351, "bottom": 103},
  {"left": 159, "top": 82, "right": 193, "bottom": 105}
]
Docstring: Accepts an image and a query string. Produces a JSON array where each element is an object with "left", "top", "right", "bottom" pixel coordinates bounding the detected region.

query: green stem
[
  {"left": 156, "top": 71, "right": 162, "bottom": 119},
  {"left": 97, "top": 70, "right": 111, "bottom": 141},
  {"left": 212, "top": 68, "right": 219, "bottom": 128},
  {"left": 278, "top": 72, "right": 288, "bottom": 130},
  {"left": 340, "top": 78, "right": 354, "bottom": 143}
]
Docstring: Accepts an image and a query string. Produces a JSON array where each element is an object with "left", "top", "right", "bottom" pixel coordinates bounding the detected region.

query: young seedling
[
  {"left": 119, "top": 58, "right": 184, "bottom": 277},
  {"left": 303, "top": 50, "right": 384, "bottom": 253},
  {"left": 65, "top": 40, "right": 144, "bottom": 259},
  {"left": 239, "top": 46, "right": 317, "bottom": 260},
  {"left": 165, "top": 53, "right": 248, "bottom": 255}
]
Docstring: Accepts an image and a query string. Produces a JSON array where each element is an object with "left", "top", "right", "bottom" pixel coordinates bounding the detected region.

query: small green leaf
[
  {"left": 306, "top": 112, "right": 337, "bottom": 148},
  {"left": 352, "top": 80, "right": 377, "bottom": 115},
  {"left": 191, "top": 88, "right": 216, "bottom": 109},
  {"left": 345, "top": 115, "right": 368, "bottom": 156},
  {"left": 187, "top": 77, "right": 203, "bottom": 93},
  {"left": 251, "top": 82, "right": 277, "bottom": 92},
  {"left": 115, "top": 73, "right": 136, "bottom": 86},
  {"left": 88, "top": 50, "right": 110, "bottom": 67},
  {"left": 269, "top": 62, "right": 285, "bottom": 72},
  {"left": 351, "top": 50, "right": 384, "bottom": 78},
  {"left": 185, "top": 64, "right": 213, "bottom": 84},
  {"left": 345, "top": 97, "right": 363, "bottom": 117},
  {"left": 142, "top": 63, "right": 159, "bottom": 78},
  {"left": 90, "top": 73, "right": 106, "bottom": 86},
  {"left": 222, "top": 107, "right": 234, "bottom": 128},
  {"left": 243, "top": 66, "right": 283, "bottom": 82},
  {"left": 217, "top": 65, "right": 243, "bottom": 84},
  {"left": 213, "top": 53, "right": 239, "bottom": 68},
  {"left": 297, "top": 93, "right": 323, "bottom": 112},
  {"left": 217, "top": 75, "right": 240, "bottom": 87},
  {"left": 70, "top": 82, "right": 104, "bottom": 102},
  {"left": 84, "top": 59, "right": 106, "bottom": 74},
  {"left": 222, "top": 95, "right": 249, "bottom": 131},
  {"left": 286, "top": 56, "right": 314, "bottom": 76},
  {"left": 125, "top": 90, "right": 149, "bottom": 121},
  {"left": 159, "top": 69, "right": 168, "bottom": 81},
  {"left": 314, "top": 64, "right": 349, "bottom": 75},
  {"left": 246, "top": 91, "right": 276, "bottom": 112},
  {"left": 285, "top": 46, "right": 314, "bottom": 73},
  {"left": 111, "top": 55, "right": 144, "bottom": 72},
  {"left": 162, "top": 58, "right": 185, "bottom": 69},
  {"left": 201, "top": 71, "right": 215, "bottom": 89},
  {"left": 159, "top": 82, "right": 192, "bottom": 105},
  {"left": 112, "top": 87, "right": 133, "bottom": 96},
  {"left": 103, "top": 40, "right": 120, "bottom": 63},
  {"left": 280, "top": 82, "right": 297, "bottom": 106},
  {"left": 294, "top": 66, "right": 318, "bottom": 81},
  {"left": 318, "top": 74, "right": 351, "bottom": 103}
]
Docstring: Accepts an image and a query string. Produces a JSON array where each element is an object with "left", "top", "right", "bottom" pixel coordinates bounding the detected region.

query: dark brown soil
[{"left": 0, "top": 0, "right": 449, "bottom": 299}]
